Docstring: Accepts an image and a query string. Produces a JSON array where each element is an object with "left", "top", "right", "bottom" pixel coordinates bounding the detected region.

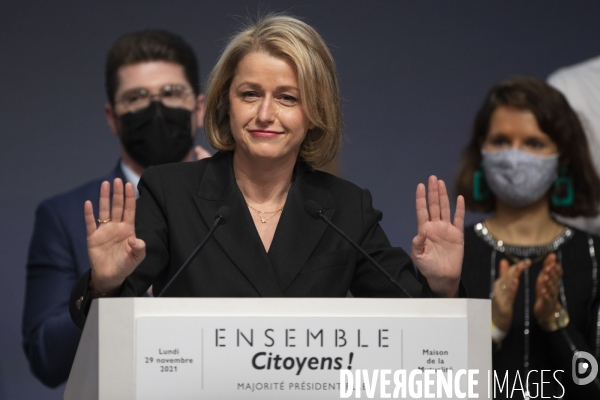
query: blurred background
[{"left": 1, "top": 1, "right": 599, "bottom": 398}]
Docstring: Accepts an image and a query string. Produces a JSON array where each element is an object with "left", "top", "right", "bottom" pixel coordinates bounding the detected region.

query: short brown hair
[
  {"left": 105, "top": 30, "right": 200, "bottom": 105},
  {"left": 203, "top": 14, "right": 342, "bottom": 168},
  {"left": 455, "top": 76, "right": 600, "bottom": 217}
]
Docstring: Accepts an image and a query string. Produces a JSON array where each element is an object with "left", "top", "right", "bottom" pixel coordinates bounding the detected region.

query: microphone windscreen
[
  {"left": 303, "top": 200, "right": 323, "bottom": 219},
  {"left": 215, "top": 206, "right": 231, "bottom": 224}
]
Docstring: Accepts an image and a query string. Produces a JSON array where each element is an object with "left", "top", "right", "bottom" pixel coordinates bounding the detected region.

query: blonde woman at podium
[
  {"left": 70, "top": 14, "right": 466, "bottom": 328},
  {"left": 457, "top": 77, "right": 600, "bottom": 398}
]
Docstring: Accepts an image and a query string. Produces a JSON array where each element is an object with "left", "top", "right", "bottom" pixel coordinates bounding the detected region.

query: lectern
[{"left": 64, "top": 298, "right": 491, "bottom": 399}]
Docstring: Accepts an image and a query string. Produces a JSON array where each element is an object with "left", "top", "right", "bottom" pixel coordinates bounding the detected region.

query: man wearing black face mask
[{"left": 22, "top": 30, "right": 209, "bottom": 389}]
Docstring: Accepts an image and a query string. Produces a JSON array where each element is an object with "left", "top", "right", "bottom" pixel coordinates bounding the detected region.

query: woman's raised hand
[
  {"left": 492, "top": 258, "right": 531, "bottom": 332},
  {"left": 85, "top": 178, "right": 146, "bottom": 294},
  {"left": 411, "top": 176, "right": 465, "bottom": 297}
]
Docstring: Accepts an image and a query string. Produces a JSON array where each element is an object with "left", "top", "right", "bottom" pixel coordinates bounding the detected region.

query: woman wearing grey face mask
[{"left": 456, "top": 77, "right": 600, "bottom": 399}]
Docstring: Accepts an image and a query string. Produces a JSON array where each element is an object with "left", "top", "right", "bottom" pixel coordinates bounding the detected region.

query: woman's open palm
[
  {"left": 85, "top": 178, "right": 146, "bottom": 293},
  {"left": 411, "top": 176, "right": 465, "bottom": 297}
]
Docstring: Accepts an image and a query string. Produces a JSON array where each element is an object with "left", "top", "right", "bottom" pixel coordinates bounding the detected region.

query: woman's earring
[
  {"left": 473, "top": 162, "right": 491, "bottom": 202},
  {"left": 552, "top": 165, "right": 574, "bottom": 207}
]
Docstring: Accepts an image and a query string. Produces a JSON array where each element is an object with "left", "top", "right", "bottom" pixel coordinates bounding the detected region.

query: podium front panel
[{"left": 65, "top": 298, "right": 491, "bottom": 400}]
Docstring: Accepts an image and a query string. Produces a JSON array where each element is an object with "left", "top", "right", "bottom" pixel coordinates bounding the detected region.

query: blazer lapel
[
  {"left": 267, "top": 164, "right": 335, "bottom": 293},
  {"left": 193, "top": 152, "right": 283, "bottom": 297}
]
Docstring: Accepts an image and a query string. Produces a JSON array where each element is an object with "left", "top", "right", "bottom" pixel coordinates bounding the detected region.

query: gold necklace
[{"left": 247, "top": 203, "right": 283, "bottom": 223}]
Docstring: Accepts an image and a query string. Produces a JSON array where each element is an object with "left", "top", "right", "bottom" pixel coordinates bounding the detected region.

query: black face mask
[{"left": 118, "top": 101, "right": 194, "bottom": 168}]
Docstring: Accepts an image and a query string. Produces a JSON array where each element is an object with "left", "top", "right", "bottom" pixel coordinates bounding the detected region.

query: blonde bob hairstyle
[{"left": 204, "top": 14, "right": 342, "bottom": 168}]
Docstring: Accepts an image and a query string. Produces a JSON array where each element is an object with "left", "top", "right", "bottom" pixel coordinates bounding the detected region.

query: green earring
[
  {"left": 473, "top": 162, "right": 490, "bottom": 201},
  {"left": 552, "top": 165, "right": 574, "bottom": 207}
]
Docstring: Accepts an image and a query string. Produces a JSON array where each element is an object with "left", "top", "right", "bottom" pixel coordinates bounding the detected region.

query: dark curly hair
[{"left": 455, "top": 76, "right": 600, "bottom": 217}]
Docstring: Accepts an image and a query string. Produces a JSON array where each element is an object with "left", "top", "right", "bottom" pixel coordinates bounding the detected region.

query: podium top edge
[{"left": 95, "top": 298, "right": 490, "bottom": 318}]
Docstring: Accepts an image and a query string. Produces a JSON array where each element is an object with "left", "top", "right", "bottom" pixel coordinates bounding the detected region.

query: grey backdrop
[{"left": 1, "top": 1, "right": 599, "bottom": 398}]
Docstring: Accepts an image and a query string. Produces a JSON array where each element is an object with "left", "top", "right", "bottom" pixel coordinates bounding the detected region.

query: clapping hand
[
  {"left": 85, "top": 178, "right": 146, "bottom": 295},
  {"left": 411, "top": 176, "right": 465, "bottom": 297},
  {"left": 492, "top": 258, "right": 531, "bottom": 332},
  {"left": 534, "top": 253, "right": 563, "bottom": 330}
]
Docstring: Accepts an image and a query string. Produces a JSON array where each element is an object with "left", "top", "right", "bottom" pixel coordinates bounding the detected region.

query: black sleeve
[
  {"left": 69, "top": 269, "right": 93, "bottom": 330},
  {"left": 542, "top": 324, "right": 600, "bottom": 396},
  {"left": 349, "top": 189, "right": 429, "bottom": 298},
  {"left": 540, "top": 235, "right": 600, "bottom": 397}
]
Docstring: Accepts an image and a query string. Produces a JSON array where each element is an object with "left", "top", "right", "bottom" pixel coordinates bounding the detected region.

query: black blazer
[{"left": 71, "top": 152, "right": 428, "bottom": 328}]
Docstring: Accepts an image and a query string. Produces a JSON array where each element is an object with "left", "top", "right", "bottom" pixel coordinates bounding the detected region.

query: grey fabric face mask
[{"left": 482, "top": 148, "right": 559, "bottom": 208}]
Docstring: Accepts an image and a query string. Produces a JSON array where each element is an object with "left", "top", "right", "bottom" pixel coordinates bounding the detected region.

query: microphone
[
  {"left": 156, "top": 206, "right": 231, "bottom": 297},
  {"left": 303, "top": 200, "right": 412, "bottom": 298}
]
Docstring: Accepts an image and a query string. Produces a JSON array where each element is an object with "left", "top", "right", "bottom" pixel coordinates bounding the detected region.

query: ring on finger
[
  {"left": 501, "top": 283, "right": 507, "bottom": 290},
  {"left": 98, "top": 218, "right": 111, "bottom": 224}
]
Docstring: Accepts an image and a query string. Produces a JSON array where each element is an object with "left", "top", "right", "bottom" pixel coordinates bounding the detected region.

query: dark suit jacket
[
  {"left": 24, "top": 163, "right": 125, "bottom": 387},
  {"left": 70, "top": 152, "right": 428, "bottom": 328}
]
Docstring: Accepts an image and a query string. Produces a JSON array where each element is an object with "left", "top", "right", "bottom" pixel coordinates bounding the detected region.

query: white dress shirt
[{"left": 120, "top": 160, "right": 141, "bottom": 199}]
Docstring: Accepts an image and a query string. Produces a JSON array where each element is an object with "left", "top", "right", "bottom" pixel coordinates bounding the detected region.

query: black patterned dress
[{"left": 462, "top": 223, "right": 600, "bottom": 399}]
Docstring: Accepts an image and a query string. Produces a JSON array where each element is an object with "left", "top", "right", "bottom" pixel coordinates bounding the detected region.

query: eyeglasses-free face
[
  {"left": 483, "top": 106, "right": 559, "bottom": 156},
  {"left": 227, "top": 52, "right": 314, "bottom": 167}
]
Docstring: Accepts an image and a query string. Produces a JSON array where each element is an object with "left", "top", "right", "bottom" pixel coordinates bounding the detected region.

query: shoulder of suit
[
  {"left": 142, "top": 156, "right": 369, "bottom": 201},
  {"left": 39, "top": 166, "right": 121, "bottom": 213},
  {"left": 142, "top": 158, "right": 209, "bottom": 183},
  {"left": 299, "top": 165, "right": 366, "bottom": 194}
]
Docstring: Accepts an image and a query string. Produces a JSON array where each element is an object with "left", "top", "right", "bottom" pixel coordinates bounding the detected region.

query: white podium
[{"left": 65, "top": 298, "right": 491, "bottom": 399}]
